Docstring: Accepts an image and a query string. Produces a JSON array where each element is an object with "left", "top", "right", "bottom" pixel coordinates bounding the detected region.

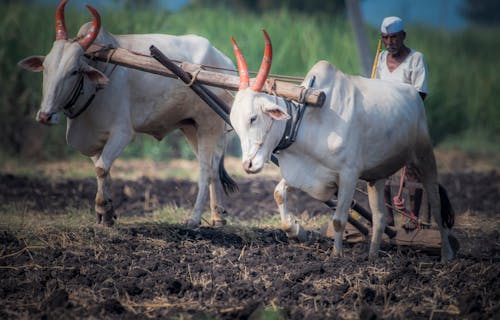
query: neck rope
[
  {"left": 62, "top": 51, "right": 117, "bottom": 119},
  {"left": 273, "top": 75, "right": 316, "bottom": 153}
]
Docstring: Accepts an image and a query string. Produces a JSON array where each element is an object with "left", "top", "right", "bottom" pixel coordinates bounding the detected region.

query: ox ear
[
  {"left": 82, "top": 64, "right": 109, "bottom": 85},
  {"left": 262, "top": 103, "right": 290, "bottom": 121},
  {"left": 18, "top": 55, "right": 45, "bottom": 72}
]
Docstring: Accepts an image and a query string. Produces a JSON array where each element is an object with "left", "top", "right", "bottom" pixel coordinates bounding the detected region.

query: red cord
[{"left": 393, "top": 166, "right": 419, "bottom": 227}]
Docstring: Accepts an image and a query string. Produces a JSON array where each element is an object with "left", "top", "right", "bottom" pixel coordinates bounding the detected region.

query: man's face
[{"left": 381, "top": 31, "right": 406, "bottom": 55}]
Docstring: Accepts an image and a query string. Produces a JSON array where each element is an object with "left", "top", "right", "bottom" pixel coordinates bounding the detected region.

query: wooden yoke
[{"left": 85, "top": 44, "right": 326, "bottom": 107}]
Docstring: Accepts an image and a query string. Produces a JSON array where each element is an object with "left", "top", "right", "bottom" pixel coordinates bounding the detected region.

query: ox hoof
[
  {"left": 332, "top": 246, "right": 343, "bottom": 258},
  {"left": 185, "top": 219, "right": 200, "bottom": 229},
  {"left": 440, "top": 234, "right": 460, "bottom": 263},
  {"left": 211, "top": 219, "right": 227, "bottom": 227},
  {"left": 295, "top": 225, "right": 308, "bottom": 242},
  {"left": 285, "top": 224, "right": 307, "bottom": 242},
  {"left": 96, "top": 213, "right": 115, "bottom": 227},
  {"left": 368, "top": 250, "right": 379, "bottom": 261},
  {"left": 102, "top": 217, "right": 115, "bottom": 227},
  {"left": 449, "top": 234, "right": 460, "bottom": 256},
  {"left": 95, "top": 200, "right": 114, "bottom": 227}
]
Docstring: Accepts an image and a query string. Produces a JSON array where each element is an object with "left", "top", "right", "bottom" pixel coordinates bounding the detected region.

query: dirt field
[{"left": 0, "top": 156, "right": 499, "bottom": 319}]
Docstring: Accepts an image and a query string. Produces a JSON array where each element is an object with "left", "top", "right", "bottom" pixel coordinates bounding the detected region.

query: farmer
[
  {"left": 375, "top": 16, "right": 428, "bottom": 101},
  {"left": 374, "top": 16, "right": 429, "bottom": 228}
]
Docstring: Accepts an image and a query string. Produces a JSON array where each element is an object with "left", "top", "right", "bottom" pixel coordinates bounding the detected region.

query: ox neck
[
  {"left": 62, "top": 57, "right": 115, "bottom": 119},
  {"left": 273, "top": 76, "right": 316, "bottom": 153},
  {"left": 273, "top": 75, "right": 316, "bottom": 154},
  {"left": 273, "top": 98, "right": 305, "bottom": 153},
  {"left": 62, "top": 72, "right": 98, "bottom": 119}
]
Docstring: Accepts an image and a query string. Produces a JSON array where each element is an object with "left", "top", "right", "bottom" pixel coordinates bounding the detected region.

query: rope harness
[
  {"left": 273, "top": 76, "right": 316, "bottom": 153},
  {"left": 62, "top": 44, "right": 118, "bottom": 119},
  {"left": 272, "top": 99, "right": 303, "bottom": 153},
  {"left": 393, "top": 166, "right": 420, "bottom": 228}
]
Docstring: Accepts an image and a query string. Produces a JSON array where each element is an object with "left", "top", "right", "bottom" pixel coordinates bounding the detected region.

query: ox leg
[
  {"left": 274, "top": 179, "right": 307, "bottom": 241},
  {"left": 209, "top": 176, "right": 228, "bottom": 226},
  {"left": 92, "top": 132, "right": 133, "bottom": 227},
  {"left": 366, "top": 180, "right": 387, "bottom": 259},
  {"left": 208, "top": 137, "right": 229, "bottom": 226},
  {"left": 420, "top": 191, "right": 431, "bottom": 224},
  {"left": 332, "top": 175, "right": 357, "bottom": 257},
  {"left": 181, "top": 125, "right": 221, "bottom": 228},
  {"left": 94, "top": 164, "right": 114, "bottom": 226},
  {"left": 416, "top": 145, "right": 455, "bottom": 262},
  {"left": 421, "top": 176, "right": 455, "bottom": 262}
]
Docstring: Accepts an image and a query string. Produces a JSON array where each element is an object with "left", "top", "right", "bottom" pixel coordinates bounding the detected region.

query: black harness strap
[
  {"left": 273, "top": 99, "right": 298, "bottom": 152},
  {"left": 62, "top": 45, "right": 117, "bottom": 119},
  {"left": 273, "top": 76, "right": 316, "bottom": 153},
  {"left": 61, "top": 73, "right": 95, "bottom": 119},
  {"left": 61, "top": 72, "right": 98, "bottom": 119}
]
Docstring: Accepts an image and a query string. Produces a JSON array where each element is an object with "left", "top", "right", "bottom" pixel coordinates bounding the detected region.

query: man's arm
[{"left": 411, "top": 52, "right": 428, "bottom": 99}]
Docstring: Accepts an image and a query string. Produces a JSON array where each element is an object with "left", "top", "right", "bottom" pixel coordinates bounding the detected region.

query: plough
[{"left": 84, "top": 44, "right": 458, "bottom": 255}]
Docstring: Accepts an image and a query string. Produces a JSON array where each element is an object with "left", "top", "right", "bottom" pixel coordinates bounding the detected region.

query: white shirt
[{"left": 375, "top": 49, "right": 428, "bottom": 94}]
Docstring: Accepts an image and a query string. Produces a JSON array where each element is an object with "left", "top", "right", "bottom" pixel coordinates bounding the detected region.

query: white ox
[
  {"left": 18, "top": 0, "right": 237, "bottom": 227},
  {"left": 229, "top": 31, "right": 456, "bottom": 262}
]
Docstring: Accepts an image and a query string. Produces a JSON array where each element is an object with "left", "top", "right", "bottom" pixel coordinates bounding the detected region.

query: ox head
[
  {"left": 230, "top": 30, "right": 291, "bottom": 174},
  {"left": 18, "top": 0, "right": 108, "bottom": 125}
]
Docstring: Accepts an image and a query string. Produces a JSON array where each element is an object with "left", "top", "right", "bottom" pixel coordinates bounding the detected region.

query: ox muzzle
[{"left": 36, "top": 110, "right": 60, "bottom": 125}]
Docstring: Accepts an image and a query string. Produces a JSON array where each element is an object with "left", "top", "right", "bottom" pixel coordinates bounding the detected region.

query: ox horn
[
  {"left": 251, "top": 29, "right": 272, "bottom": 92},
  {"left": 77, "top": 4, "right": 101, "bottom": 51},
  {"left": 55, "top": 0, "right": 68, "bottom": 40},
  {"left": 231, "top": 37, "right": 250, "bottom": 90}
]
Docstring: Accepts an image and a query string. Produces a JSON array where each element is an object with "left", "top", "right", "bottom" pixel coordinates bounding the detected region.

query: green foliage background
[{"left": 1, "top": 2, "right": 499, "bottom": 161}]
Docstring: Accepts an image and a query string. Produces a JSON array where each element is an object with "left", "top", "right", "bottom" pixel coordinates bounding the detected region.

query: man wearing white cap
[
  {"left": 375, "top": 17, "right": 429, "bottom": 228},
  {"left": 375, "top": 16, "right": 428, "bottom": 100}
]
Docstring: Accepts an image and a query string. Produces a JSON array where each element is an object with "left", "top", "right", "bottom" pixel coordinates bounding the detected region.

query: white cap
[{"left": 381, "top": 16, "right": 404, "bottom": 34}]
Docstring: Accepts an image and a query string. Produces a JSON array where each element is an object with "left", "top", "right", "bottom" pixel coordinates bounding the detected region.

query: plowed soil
[{"left": 0, "top": 158, "right": 499, "bottom": 319}]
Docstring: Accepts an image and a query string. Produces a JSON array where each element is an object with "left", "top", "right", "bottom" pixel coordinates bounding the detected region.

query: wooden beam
[{"left": 84, "top": 44, "right": 325, "bottom": 107}]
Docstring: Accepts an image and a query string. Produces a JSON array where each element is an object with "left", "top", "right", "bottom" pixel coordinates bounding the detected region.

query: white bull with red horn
[
  {"left": 229, "top": 30, "right": 456, "bottom": 262},
  {"left": 18, "top": 0, "right": 238, "bottom": 227}
]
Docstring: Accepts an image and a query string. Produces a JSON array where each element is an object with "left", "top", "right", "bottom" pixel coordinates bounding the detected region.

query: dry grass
[
  {"left": 1, "top": 148, "right": 498, "bottom": 184},
  {"left": 0, "top": 155, "right": 282, "bottom": 181}
]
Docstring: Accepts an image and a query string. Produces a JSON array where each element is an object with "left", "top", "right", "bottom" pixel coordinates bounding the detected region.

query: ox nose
[
  {"left": 243, "top": 160, "right": 253, "bottom": 173},
  {"left": 36, "top": 111, "right": 53, "bottom": 125},
  {"left": 37, "top": 111, "right": 49, "bottom": 123}
]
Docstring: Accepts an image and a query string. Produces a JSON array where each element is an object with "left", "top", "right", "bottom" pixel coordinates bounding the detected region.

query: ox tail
[
  {"left": 439, "top": 184, "right": 455, "bottom": 229},
  {"left": 219, "top": 155, "right": 238, "bottom": 195}
]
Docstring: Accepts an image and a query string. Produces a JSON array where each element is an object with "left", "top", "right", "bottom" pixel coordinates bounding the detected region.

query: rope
[
  {"left": 393, "top": 166, "right": 406, "bottom": 211},
  {"left": 354, "top": 185, "right": 432, "bottom": 228},
  {"left": 392, "top": 166, "right": 419, "bottom": 228},
  {"left": 185, "top": 68, "right": 202, "bottom": 87}
]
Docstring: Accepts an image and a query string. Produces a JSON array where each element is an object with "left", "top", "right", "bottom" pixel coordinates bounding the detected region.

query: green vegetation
[{"left": 1, "top": 3, "right": 498, "bottom": 161}]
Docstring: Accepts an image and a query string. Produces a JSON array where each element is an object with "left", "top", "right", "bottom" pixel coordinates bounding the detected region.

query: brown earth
[{"left": 0, "top": 157, "right": 499, "bottom": 319}]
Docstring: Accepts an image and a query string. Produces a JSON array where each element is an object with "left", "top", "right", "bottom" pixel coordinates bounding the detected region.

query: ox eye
[
  {"left": 250, "top": 115, "right": 257, "bottom": 124},
  {"left": 70, "top": 70, "right": 79, "bottom": 76}
]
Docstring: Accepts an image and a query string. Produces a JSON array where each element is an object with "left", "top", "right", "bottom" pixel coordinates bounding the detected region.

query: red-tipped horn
[
  {"left": 251, "top": 29, "right": 272, "bottom": 92},
  {"left": 77, "top": 4, "right": 101, "bottom": 51},
  {"left": 55, "top": 0, "right": 68, "bottom": 40},
  {"left": 231, "top": 37, "right": 250, "bottom": 90}
]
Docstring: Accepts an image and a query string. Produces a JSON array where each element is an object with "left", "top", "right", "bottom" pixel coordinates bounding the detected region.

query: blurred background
[{"left": 1, "top": 0, "right": 499, "bottom": 164}]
